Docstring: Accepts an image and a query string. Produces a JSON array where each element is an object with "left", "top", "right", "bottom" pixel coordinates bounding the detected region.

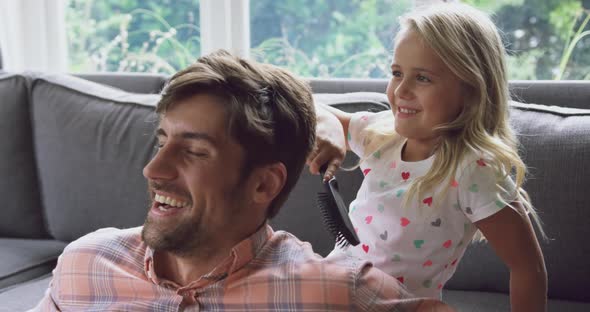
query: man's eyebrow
[{"left": 155, "top": 128, "right": 218, "bottom": 145}]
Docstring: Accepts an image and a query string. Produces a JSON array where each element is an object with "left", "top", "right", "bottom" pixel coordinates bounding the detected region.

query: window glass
[
  {"left": 251, "top": 0, "right": 412, "bottom": 78},
  {"left": 66, "top": 0, "right": 200, "bottom": 74},
  {"left": 465, "top": 0, "right": 590, "bottom": 80},
  {"left": 251, "top": 0, "right": 590, "bottom": 80}
]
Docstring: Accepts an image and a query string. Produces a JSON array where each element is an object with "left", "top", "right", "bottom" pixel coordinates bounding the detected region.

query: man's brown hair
[{"left": 157, "top": 50, "right": 316, "bottom": 218}]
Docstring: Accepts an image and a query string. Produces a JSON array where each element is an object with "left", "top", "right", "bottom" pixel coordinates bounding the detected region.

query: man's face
[{"left": 141, "top": 94, "right": 257, "bottom": 256}]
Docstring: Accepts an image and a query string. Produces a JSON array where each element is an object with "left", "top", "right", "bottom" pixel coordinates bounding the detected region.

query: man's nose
[{"left": 143, "top": 145, "right": 178, "bottom": 181}]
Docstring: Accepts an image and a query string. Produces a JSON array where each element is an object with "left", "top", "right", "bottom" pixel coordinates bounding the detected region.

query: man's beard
[
  {"left": 141, "top": 212, "right": 204, "bottom": 257},
  {"left": 140, "top": 179, "right": 247, "bottom": 257},
  {"left": 141, "top": 180, "right": 204, "bottom": 257}
]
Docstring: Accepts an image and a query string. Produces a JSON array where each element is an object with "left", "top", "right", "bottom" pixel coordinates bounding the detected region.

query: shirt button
[{"left": 181, "top": 293, "right": 196, "bottom": 305}]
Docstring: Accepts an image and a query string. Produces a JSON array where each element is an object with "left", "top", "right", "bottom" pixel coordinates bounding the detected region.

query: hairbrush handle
[{"left": 318, "top": 163, "right": 360, "bottom": 246}]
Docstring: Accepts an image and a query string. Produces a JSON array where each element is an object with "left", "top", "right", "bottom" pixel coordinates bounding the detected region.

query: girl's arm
[
  {"left": 475, "top": 203, "right": 547, "bottom": 312},
  {"left": 308, "top": 103, "right": 352, "bottom": 181}
]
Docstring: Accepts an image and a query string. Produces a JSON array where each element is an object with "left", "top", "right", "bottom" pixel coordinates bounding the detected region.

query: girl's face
[{"left": 386, "top": 29, "right": 466, "bottom": 144}]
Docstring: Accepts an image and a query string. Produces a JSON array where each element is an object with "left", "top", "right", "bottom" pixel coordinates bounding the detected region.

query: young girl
[{"left": 309, "top": 3, "right": 547, "bottom": 311}]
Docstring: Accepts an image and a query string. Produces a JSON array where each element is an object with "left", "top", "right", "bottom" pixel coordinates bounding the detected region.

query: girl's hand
[{"left": 307, "top": 104, "right": 349, "bottom": 182}]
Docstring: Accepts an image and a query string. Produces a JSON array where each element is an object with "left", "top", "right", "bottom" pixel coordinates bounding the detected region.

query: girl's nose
[{"left": 394, "top": 79, "right": 415, "bottom": 100}]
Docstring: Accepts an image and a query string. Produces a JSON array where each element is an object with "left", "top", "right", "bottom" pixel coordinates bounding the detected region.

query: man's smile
[
  {"left": 150, "top": 193, "right": 190, "bottom": 217},
  {"left": 155, "top": 193, "right": 189, "bottom": 208}
]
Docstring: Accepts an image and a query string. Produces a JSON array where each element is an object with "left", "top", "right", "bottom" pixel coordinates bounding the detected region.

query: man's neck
[
  {"left": 155, "top": 248, "right": 230, "bottom": 286},
  {"left": 153, "top": 222, "right": 268, "bottom": 287}
]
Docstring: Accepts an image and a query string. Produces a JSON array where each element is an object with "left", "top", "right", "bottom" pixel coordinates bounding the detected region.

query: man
[{"left": 34, "top": 50, "right": 451, "bottom": 311}]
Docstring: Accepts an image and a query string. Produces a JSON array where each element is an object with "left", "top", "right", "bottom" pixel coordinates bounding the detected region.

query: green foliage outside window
[
  {"left": 67, "top": 0, "right": 200, "bottom": 73},
  {"left": 250, "top": 0, "right": 411, "bottom": 78},
  {"left": 251, "top": 0, "right": 590, "bottom": 80},
  {"left": 66, "top": 0, "right": 589, "bottom": 80}
]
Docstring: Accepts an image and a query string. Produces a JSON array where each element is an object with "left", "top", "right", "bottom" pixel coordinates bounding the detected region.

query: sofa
[{"left": 0, "top": 71, "right": 588, "bottom": 312}]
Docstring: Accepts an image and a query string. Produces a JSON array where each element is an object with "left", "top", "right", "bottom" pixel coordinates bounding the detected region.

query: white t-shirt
[{"left": 329, "top": 111, "right": 517, "bottom": 298}]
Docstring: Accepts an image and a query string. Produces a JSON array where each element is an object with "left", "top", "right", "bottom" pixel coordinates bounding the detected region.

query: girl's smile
[{"left": 396, "top": 105, "right": 422, "bottom": 119}]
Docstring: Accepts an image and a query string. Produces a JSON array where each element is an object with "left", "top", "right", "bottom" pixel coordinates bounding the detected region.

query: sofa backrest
[
  {"left": 308, "top": 78, "right": 590, "bottom": 110},
  {"left": 76, "top": 73, "right": 167, "bottom": 94},
  {"left": 1, "top": 72, "right": 588, "bottom": 302},
  {"left": 30, "top": 73, "right": 160, "bottom": 241},
  {"left": 76, "top": 73, "right": 590, "bottom": 109},
  {"left": 0, "top": 74, "right": 48, "bottom": 238},
  {"left": 446, "top": 103, "right": 590, "bottom": 302},
  {"left": 77, "top": 74, "right": 590, "bottom": 110}
]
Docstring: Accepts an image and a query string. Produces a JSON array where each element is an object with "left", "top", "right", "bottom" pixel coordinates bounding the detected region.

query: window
[
  {"left": 250, "top": 0, "right": 412, "bottom": 79},
  {"left": 465, "top": 0, "right": 590, "bottom": 80},
  {"left": 62, "top": 0, "right": 589, "bottom": 80},
  {"left": 250, "top": 0, "right": 589, "bottom": 80},
  {"left": 66, "top": 0, "right": 200, "bottom": 74}
]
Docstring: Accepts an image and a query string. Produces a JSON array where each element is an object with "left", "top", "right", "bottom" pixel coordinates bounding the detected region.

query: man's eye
[
  {"left": 155, "top": 143, "right": 164, "bottom": 149},
  {"left": 187, "top": 150, "right": 208, "bottom": 157},
  {"left": 417, "top": 75, "right": 431, "bottom": 82}
]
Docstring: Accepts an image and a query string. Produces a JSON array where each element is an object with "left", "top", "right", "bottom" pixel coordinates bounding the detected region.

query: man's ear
[{"left": 250, "top": 162, "right": 287, "bottom": 206}]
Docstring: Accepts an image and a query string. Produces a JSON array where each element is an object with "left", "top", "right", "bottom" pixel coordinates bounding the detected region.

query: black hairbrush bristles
[{"left": 317, "top": 164, "right": 360, "bottom": 247}]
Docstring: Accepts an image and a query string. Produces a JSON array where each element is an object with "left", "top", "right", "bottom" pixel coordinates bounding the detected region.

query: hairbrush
[{"left": 316, "top": 164, "right": 360, "bottom": 247}]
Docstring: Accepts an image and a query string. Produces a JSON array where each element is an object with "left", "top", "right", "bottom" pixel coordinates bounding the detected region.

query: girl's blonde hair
[{"left": 359, "top": 3, "right": 545, "bottom": 239}]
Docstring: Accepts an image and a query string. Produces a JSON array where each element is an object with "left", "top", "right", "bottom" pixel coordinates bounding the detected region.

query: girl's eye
[
  {"left": 417, "top": 74, "right": 431, "bottom": 83},
  {"left": 155, "top": 143, "right": 164, "bottom": 149},
  {"left": 391, "top": 70, "right": 402, "bottom": 77}
]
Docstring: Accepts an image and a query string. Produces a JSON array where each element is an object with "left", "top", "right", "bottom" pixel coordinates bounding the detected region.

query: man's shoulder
[
  {"left": 262, "top": 231, "right": 368, "bottom": 278},
  {"left": 252, "top": 235, "right": 419, "bottom": 309},
  {"left": 262, "top": 230, "right": 323, "bottom": 261},
  {"left": 62, "top": 226, "right": 145, "bottom": 258}
]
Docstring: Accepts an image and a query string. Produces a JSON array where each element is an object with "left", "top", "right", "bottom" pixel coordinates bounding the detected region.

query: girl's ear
[
  {"left": 461, "top": 82, "right": 477, "bottom": 103},
  {"left": 250, "top": 162, "right": 287, "bottom": 206},
  {"left": 456, "top": 83, "right": 476, "bottom": 115}
]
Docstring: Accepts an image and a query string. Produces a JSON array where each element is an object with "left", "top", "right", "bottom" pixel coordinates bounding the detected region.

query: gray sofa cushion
[
  {"left": 443, "top": 289, "right": 590, "bottom": 312},
  {"left": 3, "top": 276, "right": 588, "bottom": 312},
  {"left": 510, "top": 80, "right": 590, "bottom": 109},
  {"left": 0, "top": 74, "right": 48, "bottom": 238},
  {"left": 446, "top": 102, "right": 590, "bottom": 302},
  {"left": 310, "top": 78, "right": 389, "bottom": 94},
  {"left": 0, "top": 274, "right": 52, "bottom": 311},
  {"left": 76, "top": 73, "right": 167, "bottom": 94},
  {"left": 313, "top": 92, "right": 390, "bottom": 112},
  {"left": 30, "top": 73, "right": 160, "bottom": 242},
  {"left": 0, "top": 239, "right": 66, "bottom": 290},
  {"left": 308, "top": 79, "right": 590, "bottom": 110}
]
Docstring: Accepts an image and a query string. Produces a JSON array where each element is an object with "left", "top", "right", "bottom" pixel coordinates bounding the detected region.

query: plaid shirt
[{"left": 32, "top": 225, "right": 445, "bottom": 311}]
